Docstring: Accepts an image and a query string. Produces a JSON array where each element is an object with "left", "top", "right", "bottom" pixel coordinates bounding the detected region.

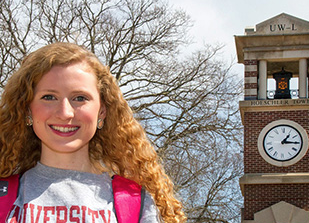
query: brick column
[
  {"left": 258, "top": 60, "right": 267, "bottom": 100},
  {"left": 244, "top": 60, "right": 258, "bottom": 100}
]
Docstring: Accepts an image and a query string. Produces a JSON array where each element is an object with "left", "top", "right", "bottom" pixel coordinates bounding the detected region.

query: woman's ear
[{"left": 26, "top": 108, "right": 33, "bottom": 126}]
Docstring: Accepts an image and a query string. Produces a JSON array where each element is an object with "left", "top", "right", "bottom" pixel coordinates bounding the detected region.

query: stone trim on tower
[{"left": 242, "top": 201, "right": 309, "bottom": 223}]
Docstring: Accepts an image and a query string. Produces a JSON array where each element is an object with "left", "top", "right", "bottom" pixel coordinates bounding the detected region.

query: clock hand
[
  {"left": 281, "top": 134, "right": 290, "bottom": 144},
  {"left": 282, "top": 141, "right": 300, "bottom": 144}
]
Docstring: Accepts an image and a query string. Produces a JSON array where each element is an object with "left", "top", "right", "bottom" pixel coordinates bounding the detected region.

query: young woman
[{"left": 0, "top": 42, "right": 186, "bottom": 222}]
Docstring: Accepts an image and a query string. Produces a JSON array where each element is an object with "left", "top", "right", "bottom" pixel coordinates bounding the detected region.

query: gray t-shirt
[{"left": 6, "top": 162, "right": 160, "bottom": 222}]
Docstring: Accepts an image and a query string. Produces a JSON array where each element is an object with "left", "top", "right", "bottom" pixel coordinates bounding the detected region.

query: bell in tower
[{"left": 273, "top": 68, "right": 292, "bottom": 99}]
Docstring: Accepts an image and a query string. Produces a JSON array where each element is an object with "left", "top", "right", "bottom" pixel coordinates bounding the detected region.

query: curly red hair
[{"left": 0, "top": 42, "right": 186, "bottom": 222}]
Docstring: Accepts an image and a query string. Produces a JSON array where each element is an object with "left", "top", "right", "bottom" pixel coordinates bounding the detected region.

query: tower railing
[{"left": 267, "top": 89, "right": 299, "bottom": 99}]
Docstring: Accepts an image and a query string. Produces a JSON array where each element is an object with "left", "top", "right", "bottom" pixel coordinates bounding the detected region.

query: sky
[{"left": 167, "top": 0, "right": 309, "bottom": 77}]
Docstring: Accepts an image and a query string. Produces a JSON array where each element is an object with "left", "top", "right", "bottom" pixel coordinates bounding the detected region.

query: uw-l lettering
[{"left": 270, "top": 24, "right": 297, "bottom": 32}]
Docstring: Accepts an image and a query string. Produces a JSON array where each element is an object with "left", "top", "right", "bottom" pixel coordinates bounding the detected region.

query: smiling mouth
[{"left": 50, "top": 125, "right": 79, "bottom": 133}]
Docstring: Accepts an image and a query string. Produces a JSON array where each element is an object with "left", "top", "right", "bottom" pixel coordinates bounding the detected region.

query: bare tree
[{"left": 0, "top": 0, "right": 243, "bottom": 222}]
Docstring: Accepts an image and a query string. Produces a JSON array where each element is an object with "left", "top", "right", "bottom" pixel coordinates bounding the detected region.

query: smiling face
[{"left": 30, "top": 61, "right": 105, "bottom": 166}]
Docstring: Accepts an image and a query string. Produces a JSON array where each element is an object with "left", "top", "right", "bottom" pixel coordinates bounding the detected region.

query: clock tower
[{"left": 235, "top": 13, "right": 309, "bottom": 222}]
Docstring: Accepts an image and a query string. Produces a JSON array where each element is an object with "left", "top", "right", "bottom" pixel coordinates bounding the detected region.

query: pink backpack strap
[
  {"left": 0, "top": 174, "right": 20, "bottom": 222},
  {"left": 112, "top": 175, "right": 145, "bottom": 223}
]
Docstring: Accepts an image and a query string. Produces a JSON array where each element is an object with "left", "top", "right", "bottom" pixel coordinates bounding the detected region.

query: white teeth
[{"left": 51, "top": 126, "right": 79, "bottom": 133}]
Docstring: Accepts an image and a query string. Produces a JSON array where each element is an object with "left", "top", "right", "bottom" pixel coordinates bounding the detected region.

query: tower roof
[
  {"left": 234, "top": 13, "right": 309, "bottom": 63},
  {"left": 248, "top": 13, "right": 309, "bottom": 36}
]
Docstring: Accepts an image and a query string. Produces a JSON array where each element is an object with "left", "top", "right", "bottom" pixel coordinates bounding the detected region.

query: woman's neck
[{"left": 40, "top": 146, "right": 99, "bottom": 174}]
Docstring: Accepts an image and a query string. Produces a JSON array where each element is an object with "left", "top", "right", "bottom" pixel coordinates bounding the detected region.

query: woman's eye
[
  {"left": 41, "top": 95, "right": 56, "bottom": 100},
  {"left": 74, "top": 96, "right": 88, "bottom": 102}
]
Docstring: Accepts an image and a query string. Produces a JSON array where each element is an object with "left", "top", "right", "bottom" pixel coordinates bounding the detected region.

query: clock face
[
  {"left": 258, "top": 120, "right": 309, "bottom": 167},
  {"left": 263, "top": 125, "right": 302, "bottom": 161}
]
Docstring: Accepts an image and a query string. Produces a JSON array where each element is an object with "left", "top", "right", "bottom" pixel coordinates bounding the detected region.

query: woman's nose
[{"left": 56, "top": 99, "right": 74, "bottom": 120}]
